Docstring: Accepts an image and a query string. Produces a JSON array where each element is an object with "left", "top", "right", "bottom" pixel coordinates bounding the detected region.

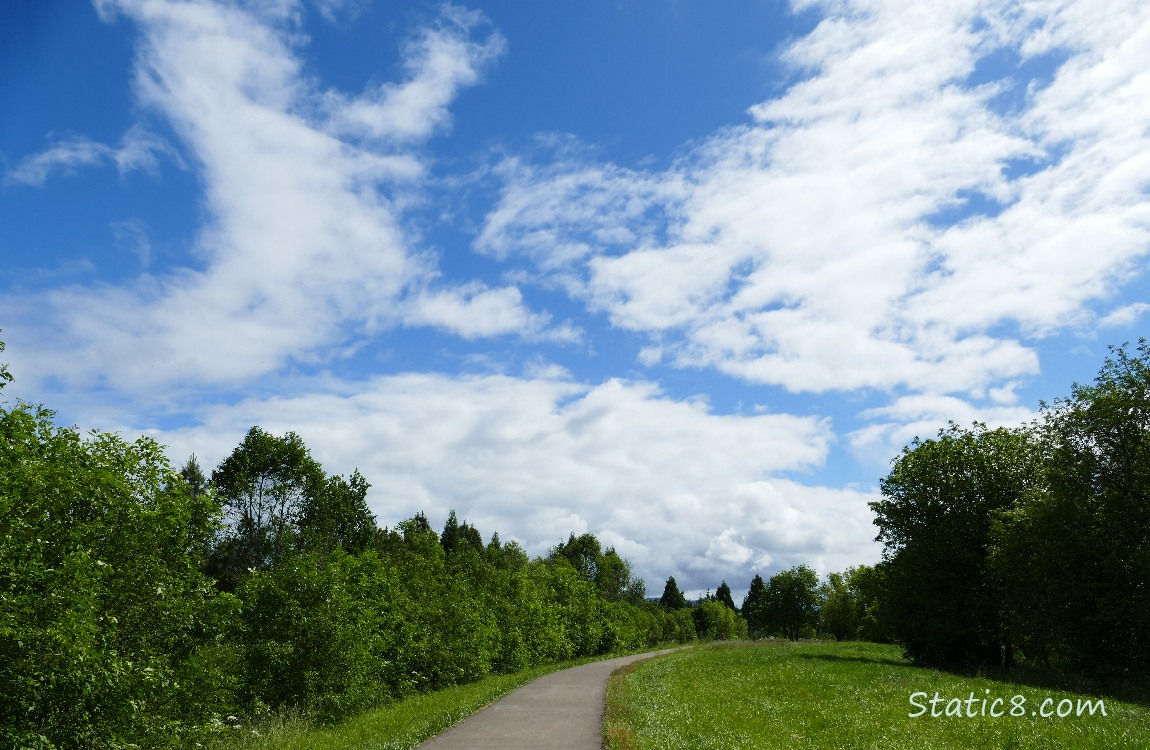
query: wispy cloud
[
  {"left": 480, "top": 0, "right": 1150, "bottom": 401},
  {"left": 324, "top": 3, "right": 507, "bottom": 142},
  {"left": 4, "top": 0, "right": 547, "bottom": 396},
  {"left": 5, "top": 126, "right": 173, "bottom": 186}
]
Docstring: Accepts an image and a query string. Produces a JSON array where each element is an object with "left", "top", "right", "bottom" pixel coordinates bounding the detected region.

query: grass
[
  {"left": 207, "top": 647, "right": 675, "bottom": 750},
  {"left": 604, "top": 641, "right": 1150, "bottom": 750}
]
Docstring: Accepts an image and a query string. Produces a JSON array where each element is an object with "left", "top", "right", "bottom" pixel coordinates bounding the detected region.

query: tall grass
[{"left": 604, "top": 641, "right": 1150, "bottom": 750}]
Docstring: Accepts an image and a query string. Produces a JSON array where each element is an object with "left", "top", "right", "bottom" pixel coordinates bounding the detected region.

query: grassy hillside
[{"left": 604, "top": 641, "right": 1149, "bottom": 750}]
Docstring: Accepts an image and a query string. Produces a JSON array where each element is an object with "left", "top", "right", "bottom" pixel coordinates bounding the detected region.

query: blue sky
[{"left": 3, "top": 0, "right": 1149, "bottom": 597}]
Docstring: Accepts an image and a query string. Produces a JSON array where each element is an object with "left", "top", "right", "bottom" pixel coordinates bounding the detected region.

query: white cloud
[
  {"left": 848, "top": 391, "right": 1038, "bottom": 468},
  {"left": 147, "top": 370, "right": 853, "bottom": 594},
  {"left": 4, "top": 126, "right": 173, "bottom": 186},
  {"left": 1099, "top": 303, "right": 1150, "bottom": 328},
  {"left": 479, "top": 0, "right": 1150, "bottom": 400},
  {"left": 3, "top": 1, "right": 547, "bottom": 396},
  {"left": 402, "top": 282, "right": 569, "bottom": 340},
  {"left": 325, "top": 4, "right": 506, "bottom": 142}
]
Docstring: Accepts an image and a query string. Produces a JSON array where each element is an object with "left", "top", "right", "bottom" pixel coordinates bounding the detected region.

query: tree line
[
  {"left": 0, "top": 336, "right": 727, "bottom": 749},
  {"left": 3, "top": 336, "right": 1145, "bottom": 747}
]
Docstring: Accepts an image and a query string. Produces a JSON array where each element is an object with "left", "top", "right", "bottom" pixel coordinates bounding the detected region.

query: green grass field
[{"left": 604, "top": 642, "right": 1150, "bottom": 750}]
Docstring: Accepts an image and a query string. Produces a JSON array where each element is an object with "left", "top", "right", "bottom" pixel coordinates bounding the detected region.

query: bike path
[{"left": 416, "top": 648, "right": 680, "bottom": 749}]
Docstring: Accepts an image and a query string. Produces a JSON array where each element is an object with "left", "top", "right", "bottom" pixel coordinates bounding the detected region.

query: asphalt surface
[{"left": 415, "top": 649, "right": 681, "bottom": 749}]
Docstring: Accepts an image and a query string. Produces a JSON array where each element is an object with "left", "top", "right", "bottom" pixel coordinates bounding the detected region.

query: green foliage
[
  {"left": 872, "top": 341, "right": 1150, "bottom": 676},
  {"left": 234, "top": 550, "right": 407, "bottom": 722},
  {"left": 992, "top": 340, "right": 1150, "bottom": 677},
  {"left": 693, "top": 599, "right": 748, "bottom": 640},
  {"left": 300, "top": 470, "right": 375, "bottom": 555},
  {"left": 0, "top": 338, "right": 714, "bottom": 746},
  {"left": 714, "top": 580, "right": 736, "bottom": 611},
  {"left": 741, "top": 574, "right": 768, "bottom": 636},
  {"left": 0, "top": 401, "right": 233, "bottom": 749},
  {"left": 817, "top": 565, "right": 887, "bottom": 642},
  {"left": 658, "top": 576, "right": 689, "bottom": 609},
  {"left": 760, "top": 565, "right": 821, "bottom": 641},
  {"left": 872, "top": 422, "right": 1041, "bottom": 667},
  {"left": 209, "top": 427, "right": 327, "bottom": 589}
]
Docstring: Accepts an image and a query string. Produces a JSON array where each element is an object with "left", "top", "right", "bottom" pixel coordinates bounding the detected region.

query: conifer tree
[{"left": 659, "top": 576, "right": 688, "bottom": 609}]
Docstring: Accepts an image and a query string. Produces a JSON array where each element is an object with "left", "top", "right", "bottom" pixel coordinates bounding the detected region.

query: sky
[{"left": 2, "top": 0, "right": 1149, "bottom": 599}]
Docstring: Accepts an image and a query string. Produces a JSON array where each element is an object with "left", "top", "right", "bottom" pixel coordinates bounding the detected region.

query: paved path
[{"left": 416, "top": 649, "right": 681, "bottom": 749}]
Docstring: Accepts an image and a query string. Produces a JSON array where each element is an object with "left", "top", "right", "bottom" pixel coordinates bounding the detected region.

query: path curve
[{"left": 416, "top": 648, "right": 681, "bottom": 749}]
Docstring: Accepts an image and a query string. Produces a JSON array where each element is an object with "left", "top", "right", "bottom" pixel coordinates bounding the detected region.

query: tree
[
  {"left": 742, "top": 574, "right": 768, "bottom": 636},
  {"left": 763, "top": 565, "right": 820, "bottom": 641},
  {"left": 0, "top": 400, "right": 234, "bottom": 749},
  {"left": 658, "top": 576, "right": 689, "bottom": 609},
  {"left": 553, "top": 532, "right": 602, "bottom": 583},
  {"left": 300, "top": 469, "right": 376, "bottom": 555},
  {"left": 994, "top": 340, "right": 1150, "bottom": 676},
  {"left": 693, "top": 599, "right": 748, "bottom": 640},
  {"left": 0, "top": 334, "right": 11, "bottom": 391},
  {"left": 871, "top": 422, "right": 1040, "bottom": 667},
  {"left": 715, "top": 580, "right": 736, "bottom": 611}
]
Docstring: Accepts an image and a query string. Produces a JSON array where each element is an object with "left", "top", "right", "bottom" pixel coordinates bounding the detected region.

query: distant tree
[
  {"left": 441, "top": 509, "right": 462, "bottom": 552},
  {"left": 742, "top": 574, "right": 768, "bottom": 636},
  {"left": 659, "top": 576, "right": 689, "bottom": 609},
  {"left": 715, "top": 580, "right": 736, "bottom": 611},
  {"left": 763, "top": 565, "right": 820, "bottom": 641},
  {"left": 847, "top": 564, "right": 891, "bottom": 643},
  {"left": 693, "top": 599, "right": 748, "bottom": 640},
  {"left": 553, "top": 532, "right": 602, "bottom": 583},
  {"left": 819, "top": 570, "right": 858, "bottom": 641},
  {"left": 207, "top": 426, "right": 326, "bottom": 589},
  {"left": 180, "top": 454, "right": 209, "bottom": 499},
  {"left": 459, "top": 521, "right": 485, "bottom": 553}
]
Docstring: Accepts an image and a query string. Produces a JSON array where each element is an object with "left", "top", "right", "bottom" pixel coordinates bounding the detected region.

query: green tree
[
  {"left": 208, "top": 427, "right": 326, "bottom": 589},
  {"left": 0, "top": 334, "right": 11, "bottom": 391},
  {"left": 818, "top": 569, "right": 865, "bottom": 641},
  {"left": 659, "top": 576, "right": 689, "bottom": 609},
  {"left": 299, "top": 469, "right": 375, "bottom": 554},
  {"left": 715, "top": 580, "right": 736, "bottom": 611},
  {"left": 693, "top": 598, "right": 748, "bottom": 640},
  {"left": 742, "top": 574, "right": 768, "bottom": 637},
  {"left": 553, "top": 532, "right": 602, "bottom": 584},
  {"left": 0, "top": 399, "right": 234, "bottom": 749},
  {"left": 994, "top": 341, "right": 1150, "bottom": 676},
  {"left": 763, "top": 565, "right": 820, "bottom": 641},
  {"left": 872, "top": 422, "right": 1040, "bottom": 667}
]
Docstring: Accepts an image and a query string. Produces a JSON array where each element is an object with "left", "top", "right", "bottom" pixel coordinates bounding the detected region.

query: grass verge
[{"left": 604, "top": 641, "right": 1150, "bottom": 750}]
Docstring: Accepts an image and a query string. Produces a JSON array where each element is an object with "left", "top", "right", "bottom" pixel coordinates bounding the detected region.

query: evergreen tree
[
  {"left": 659, "top": 576, "right": 689, "bottom": 609},
  {"left": 440, "top": 509, "right": 462, "bottom": 552},
  {"left": 742, "top": 574, "right": 768, "bottom": 636},
  {"left": 715, "top": 580, "right": 736, "bottom": 610}
]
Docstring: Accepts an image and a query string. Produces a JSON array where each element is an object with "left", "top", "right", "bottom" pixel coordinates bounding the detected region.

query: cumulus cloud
[
  {"left": 147, "top": 370, "right": 857, "bottom": 595},
  {"left": 479, "top": 0, "right": 1150, "bottom": 400}
]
